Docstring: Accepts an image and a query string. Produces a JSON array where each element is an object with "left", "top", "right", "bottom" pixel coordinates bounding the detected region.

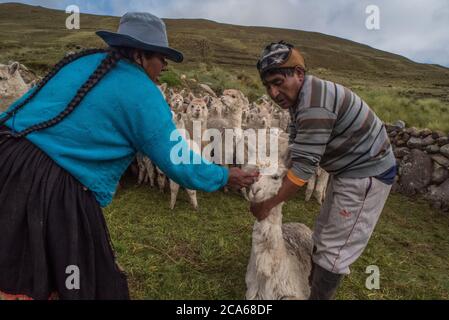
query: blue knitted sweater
[{"left": 1, "top": 53, "right": 229, "bottom": 207}]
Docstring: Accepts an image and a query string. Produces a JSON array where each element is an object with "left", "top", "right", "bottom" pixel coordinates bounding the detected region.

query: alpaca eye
[{"left": 272, "top": 175, "right": 280, "bottom": 180}]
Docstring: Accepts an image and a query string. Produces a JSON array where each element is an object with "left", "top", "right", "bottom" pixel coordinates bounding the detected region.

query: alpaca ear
[
  {"left": 169, "top": 88, "right": 175, "bottom": 96},
  {"left": 8, "top": 62, "right": 20, "bottom": 75},
  {"left": 177, "top": 113, "right": 183, "bottom": 121},
  {"left": 188, "top": 92, "right": 195, "bottom": 101},
  {"left": 203, "top": 95, "right": 211, "bottom": 106},
  {"left": 180, "top": 89, "right": 186, "bottom": 96},
  {"left": 159, "top": 83, "right": 168, "bottom": 93}
]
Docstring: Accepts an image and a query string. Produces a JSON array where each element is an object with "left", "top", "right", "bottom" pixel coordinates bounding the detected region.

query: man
[{"left": 250, "top": 41, "right": 397, "bottom": 300}]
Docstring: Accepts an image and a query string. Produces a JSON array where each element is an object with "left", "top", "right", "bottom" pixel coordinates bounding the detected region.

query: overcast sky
[{"left": 1, "top": 0, "right": 448, "bottom": 67}]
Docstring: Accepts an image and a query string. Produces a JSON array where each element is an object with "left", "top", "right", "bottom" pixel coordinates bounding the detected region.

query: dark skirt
[{"left": 0, "top": 125, "right": 129, "bottom": 300}]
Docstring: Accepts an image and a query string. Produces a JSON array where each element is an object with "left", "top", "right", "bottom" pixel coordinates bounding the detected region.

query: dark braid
[
  {"left": 0, "top": 49, "right": 105, "bottom": 127},
  {"left": 0, "top": 48, "right": 122, "bottom": 138}
]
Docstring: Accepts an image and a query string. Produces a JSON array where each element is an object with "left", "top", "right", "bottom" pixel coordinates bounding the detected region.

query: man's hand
[
  {"left": 227, "top": 167, "right": 259, "bottom": 189},
  {"left": 250, "top": 200, "right": 273, "bottom": 221}
]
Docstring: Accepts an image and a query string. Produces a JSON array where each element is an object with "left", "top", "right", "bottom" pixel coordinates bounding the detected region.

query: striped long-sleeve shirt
[{"left": 287, "top": 75, "right": 396, "bottom": 184}]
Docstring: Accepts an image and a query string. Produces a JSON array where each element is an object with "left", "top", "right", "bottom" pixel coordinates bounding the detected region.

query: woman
[{"left": 0, "top": 12, "right": 258, "bottom": 300}]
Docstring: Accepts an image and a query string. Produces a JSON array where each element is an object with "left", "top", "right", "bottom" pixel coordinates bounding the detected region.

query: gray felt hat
[{"left": 96, "top": 12, "right": 183, "bottom": 63}]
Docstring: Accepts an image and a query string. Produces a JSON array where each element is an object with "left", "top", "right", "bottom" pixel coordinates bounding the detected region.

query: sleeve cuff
[{"left": 287, "top": 170, "right": 307, "bottom": 187}]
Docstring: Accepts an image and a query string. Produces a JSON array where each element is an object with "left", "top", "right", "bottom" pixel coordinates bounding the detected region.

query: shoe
[{"left": 309, "top": 263, "right": 344, "bottom": 300}]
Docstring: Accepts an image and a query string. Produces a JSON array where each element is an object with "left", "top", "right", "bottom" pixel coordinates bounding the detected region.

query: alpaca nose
[{"left": 250, "top": 185, "right": 262, "bottom": 196}]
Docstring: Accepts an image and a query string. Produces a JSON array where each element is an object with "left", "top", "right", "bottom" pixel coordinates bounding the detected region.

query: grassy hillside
[{"left": 1, "top": 2, "right": 448, "bottom": 130}]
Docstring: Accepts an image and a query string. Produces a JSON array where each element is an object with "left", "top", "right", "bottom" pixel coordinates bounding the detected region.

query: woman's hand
[{"left": 227, "top": 167, "right": 259, "bottom": 189}]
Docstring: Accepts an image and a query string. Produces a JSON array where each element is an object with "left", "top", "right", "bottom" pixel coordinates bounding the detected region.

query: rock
[
  {"left": 396, "top": 140, "right": 407, "bottom": 147},
  {"left": 407, "top": 137, "right": 424, "bottom": 149},
  {"left": 398, "top": 164, "right": 403, "bottom": 176},
  {"left": 440, "top": 144, "right": 449, "bottom": 158},
  {"left": 389, "top": 130, "right": 398, "bottom": 138},
  {"left": 394, "top": 147, "right": 410, "bottom": 158},
  {"left": 422, "top": 135, "right": 435, "bottom": 146},
  {"left": 426, "top": 145, "right": 440, "bottom": 154},
  {"left": 431, "top": 154, "right": 449, "bottom": 167},
  {"left": 420, "top": 128, "right": 433, "bottom": 137},
  {"left": 406, "top": 127, "right": 420, "bottom": 137},
  {"left": 385, "top": 124, "right": 396, "bottom": 132},
  {"left": 393, "top": 120, "right": 406, "bottom": 129},
  {"left": 432, "top": 162, "right": 448, "bottom": 185},
  {"left": 432, "top": 131, "right": 445, "bottom": 139},
  {"left": 426, "top": 179, "right": 449, "bottom": 209},
  {"left": 438, "top": 137, "right": 449, "bottom": 146},
  {"left": 402, "top": 133, "right": 411, "bottom": 142},
  {"left": 399, "top": 149, "right": 433, "bottom": 195}
]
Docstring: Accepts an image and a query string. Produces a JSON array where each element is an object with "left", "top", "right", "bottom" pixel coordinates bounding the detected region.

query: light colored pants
[{"left": 312, "top": 175, "right": 392, "bottom": 275}]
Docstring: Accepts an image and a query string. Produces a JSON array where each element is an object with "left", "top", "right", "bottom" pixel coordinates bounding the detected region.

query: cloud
[{"left": 1, "top": 0, "right": 448, "bottom": 67}]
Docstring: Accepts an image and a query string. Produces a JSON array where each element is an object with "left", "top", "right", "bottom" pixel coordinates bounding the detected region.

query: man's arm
[{"left": 251, "top": 106, "right": 336, "bottom": 221}]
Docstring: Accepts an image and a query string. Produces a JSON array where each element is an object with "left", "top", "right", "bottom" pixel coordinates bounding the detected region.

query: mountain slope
[{"left": 0, "top": 2, "right": 448, "bottom": 102}]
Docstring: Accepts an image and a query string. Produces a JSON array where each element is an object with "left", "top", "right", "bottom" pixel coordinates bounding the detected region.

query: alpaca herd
[{"left": 135, "top": 83, "right": 329, "bottom": 211}]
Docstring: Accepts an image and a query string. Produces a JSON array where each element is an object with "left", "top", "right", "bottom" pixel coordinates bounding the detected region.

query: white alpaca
[
  {"left": 185, "top": 95, "right": 209, "bottom": 142},
  {"left": 168, "top": 90, "right": 185, "bottom": 114},
  {"left": 136, "top": 152, "right": 156, "bottom": 187},
  {"left": 245, "top": 164, "right": 313, "bottom": 300},
  {"left": 155, "top": 166, "right": 168, "bottom": 192},
  {"left": 206, "top": 96, "right": 224, "bottom": 119},
  {"left": 246, "top": 112, "right": 270, "bottom": 129},
  {"left": 168, "top": 112, "right": 199, "bottom": 210},
  {"left": 0, "top": 62, "right": 29, "bottom": 111},
  {"left": 221, "top": 89, "right": 247, "bottom": 130},
  {"left": 10, "top": 61, "right": 40, "bottom": 86}
]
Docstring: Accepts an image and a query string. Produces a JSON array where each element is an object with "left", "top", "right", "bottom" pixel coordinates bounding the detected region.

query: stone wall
[{"left": 386, "top": 121, "right": 449, "bottom": 213}]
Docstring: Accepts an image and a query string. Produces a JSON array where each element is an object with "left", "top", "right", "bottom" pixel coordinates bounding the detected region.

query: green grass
[
  {"left": 105, "top": 179, "right": 449, "bottom": 300},
  {"left": 356, "top": 89, "right": 449, "bottom": 132}
]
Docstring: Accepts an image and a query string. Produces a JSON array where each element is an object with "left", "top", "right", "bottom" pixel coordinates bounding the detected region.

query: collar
[{"left": 290, "top": 75, "right": 312, "bottom": 114}]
